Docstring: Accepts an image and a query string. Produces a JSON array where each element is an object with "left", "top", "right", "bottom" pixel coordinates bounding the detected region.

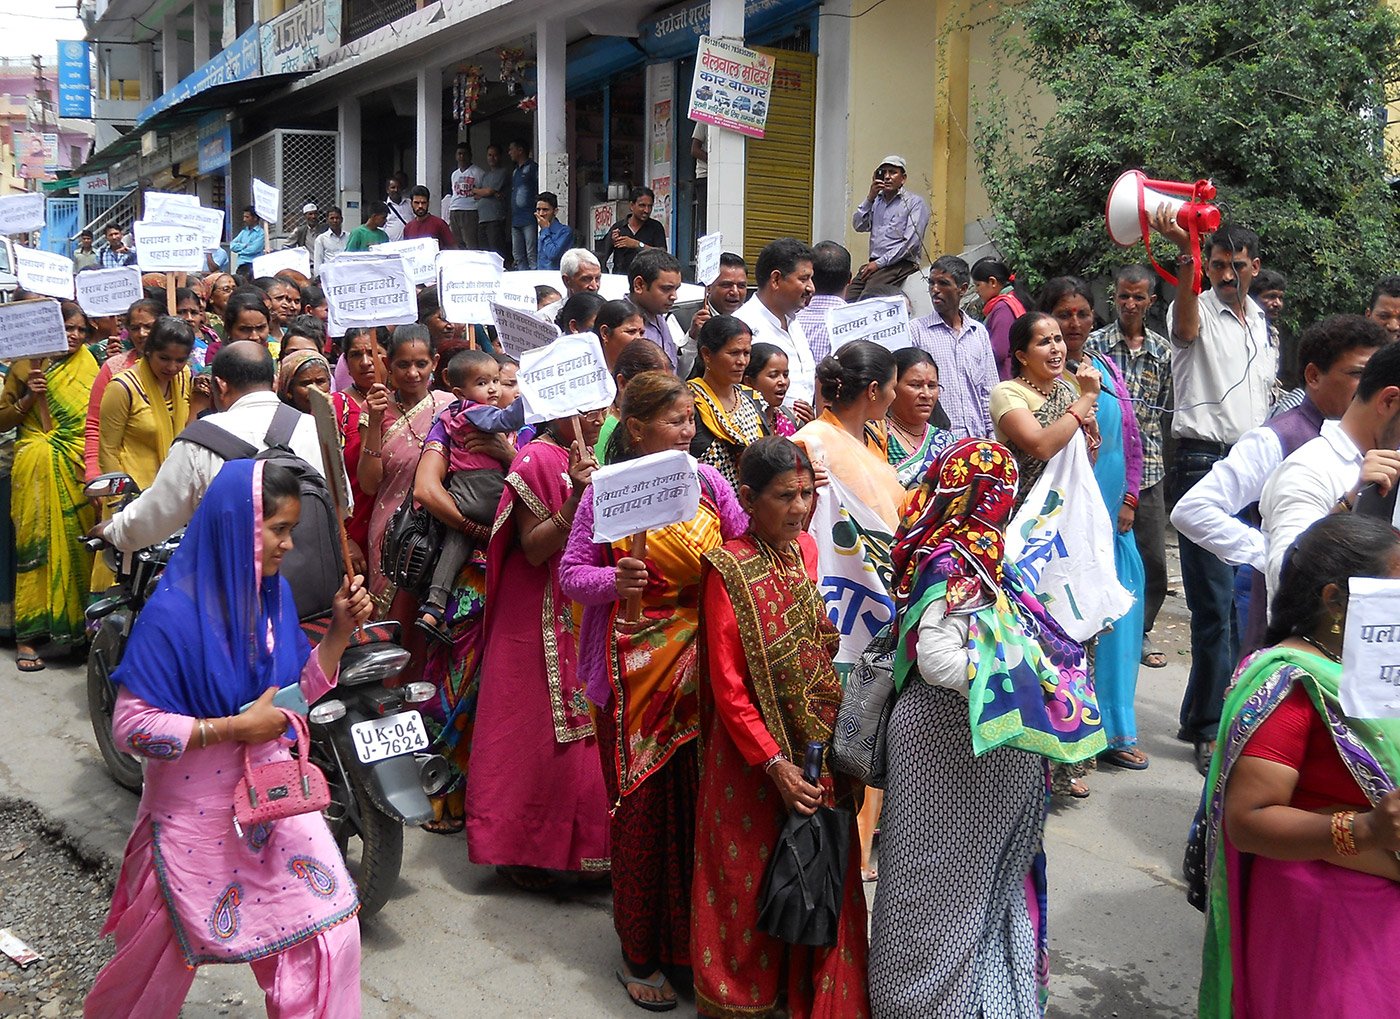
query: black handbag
[
  {"left": 756, "top": 804, "right": 852, "bottom": 947},
  {"left": 380, "top": 490, "right": 442, "bottom": 597}
]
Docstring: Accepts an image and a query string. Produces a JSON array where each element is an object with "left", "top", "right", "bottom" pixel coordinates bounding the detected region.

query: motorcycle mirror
[{"left": 84, "top": 472, "right": 137, "bottom": 500}]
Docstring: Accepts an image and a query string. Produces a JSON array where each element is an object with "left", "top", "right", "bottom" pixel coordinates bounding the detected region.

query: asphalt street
[{"left": 0, "top": 584, "right": 1207, "bottom": 1017}]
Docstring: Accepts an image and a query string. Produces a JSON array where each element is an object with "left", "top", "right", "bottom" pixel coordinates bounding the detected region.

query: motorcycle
[{"left": 82, "top": 471, "right": 450, "bottom": 917}]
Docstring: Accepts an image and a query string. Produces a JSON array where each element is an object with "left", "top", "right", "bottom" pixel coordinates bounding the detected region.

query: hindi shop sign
[
  {"left": 687, "top": 36, "right": 774, "bottom": 139},
  {"left": 14, "top": 248, "right": 75, "bottom": 300},
  {"left": 132, "top": 222, "right": 204, "bottom": 272},
  {"left": 75, "top": 267, "right": 143, "bottom": 317},
  {"left": 493, "top": 302, "right": 560, "bottom": 359},
  {"left": 591, "top": 450, "right": 701, "bottom": 544},
  {"left": 372, "top": 237, "right": 439, "bottom": 286},
  {"left": 0, "top": 300, "right": 71, "bottom": 360},
  {"left": 437, "top": 250, "right": 504, "bottom": 325},
  {"left": 0, "top": 193, "right": 46, "bottom": 236},
  {"left": 320, "top": 255, "right": 416, "bottom": 335},
  {"left": 1342, "top": 577, "right": 1400, "bottom": 719},
  {"left": 260, "top": 0, "right": 342, "bottom": 75},
  {"left": 826, "top": 296, "right": 911, "bottom": 352},
  {"left": 516, "top": 332, "right": 616, "bottom": 422}
]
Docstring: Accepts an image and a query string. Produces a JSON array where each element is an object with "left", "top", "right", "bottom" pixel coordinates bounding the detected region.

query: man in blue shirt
[
  {"left": 507, "top": 138, "right": 539, "bottom": 269},
  {"left": 848, "top": 154, "right": 929, "bottom": 301},
  {"left": 98, "top": 224, "right": 135, "bottom": 268},
  {"left": 533, "top": 192, "right": 572, "bottom": 270},
  {"left": 229, "top": 206, "right": 266, "bottom": 274}
]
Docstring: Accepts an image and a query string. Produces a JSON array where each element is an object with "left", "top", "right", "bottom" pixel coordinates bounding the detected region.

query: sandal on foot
[
  {"left": 615, "top": 969, "right": 677, "bottom": 1012},
  {"left": 1142, "top": 649, "right": 1167, "bottom": 668},
  {"left": 15, "top": 649, "right": 44, "bottom": 672},
  {"left": 496, "top": 865, "right": 557, "bottom": 892},
  {"left": 1100, "top": 748, "right": 1150, "bottom": 771},
  {"left": 861, "top": 866, "right": 878, "bottom": 883},
  {"left": 420, "top": 817, "right": 464, "bottom": 835},
  {"left": 414, "top": 616, "right": 452, "bottom": 645}
]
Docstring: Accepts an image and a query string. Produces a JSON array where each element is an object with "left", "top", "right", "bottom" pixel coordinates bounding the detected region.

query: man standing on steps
[
  {"left": 848, "top": 154, "right": 929, "bottom": 302},
  {"left": 449, "top": 145, "right": 483, "bottom": 250},
  {"left": 383, "top": 174, "right": 412, "bottom": 242}
]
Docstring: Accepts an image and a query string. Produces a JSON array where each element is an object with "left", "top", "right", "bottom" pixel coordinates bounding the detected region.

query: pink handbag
[{"left": 232, "top": 709, "right": 330, "bottom": 837}]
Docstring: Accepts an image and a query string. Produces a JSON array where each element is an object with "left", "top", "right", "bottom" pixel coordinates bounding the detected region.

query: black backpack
[{"left": 176, "top": 403, "right": 344, "bottom": 619}]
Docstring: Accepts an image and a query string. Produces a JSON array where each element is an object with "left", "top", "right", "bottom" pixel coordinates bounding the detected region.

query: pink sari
[{"left": 464, "top": 439, "right": 610, "bottom": 871}]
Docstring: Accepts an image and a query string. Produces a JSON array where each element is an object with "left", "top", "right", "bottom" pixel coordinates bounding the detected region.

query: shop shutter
[{"left": 742, "top": 48, "right": 817, "bottom": 271}]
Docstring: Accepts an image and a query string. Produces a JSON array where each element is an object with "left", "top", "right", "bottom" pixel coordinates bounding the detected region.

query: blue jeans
[
  {"left": 511, "top": 222, "right": 537, "bottom": 269},
  {"left": 1173, "top": 449, "right": 1241, "bottom": 743}
]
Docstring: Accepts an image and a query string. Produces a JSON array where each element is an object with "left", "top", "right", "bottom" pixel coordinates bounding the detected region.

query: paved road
[{"left": 0, "top": 590, "right": 1207, "bottom": 1017}]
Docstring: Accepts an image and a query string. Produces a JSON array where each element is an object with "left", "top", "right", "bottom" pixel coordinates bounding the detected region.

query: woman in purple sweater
[{"left": 559, "top": 370, "right": 748, "bottom": 1013}]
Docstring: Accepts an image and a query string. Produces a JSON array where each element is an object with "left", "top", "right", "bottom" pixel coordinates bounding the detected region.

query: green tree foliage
[{"left": 976, "top": 0, "right": 1400, "bottom": 325}]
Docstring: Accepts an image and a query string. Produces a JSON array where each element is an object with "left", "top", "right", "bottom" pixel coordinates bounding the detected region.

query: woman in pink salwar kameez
[
  {"left": 84, "top": 460, "right": 373, "bottom": 1019},
  {"left": 464, "top": 409, "right": 613, "bottom": 888}
]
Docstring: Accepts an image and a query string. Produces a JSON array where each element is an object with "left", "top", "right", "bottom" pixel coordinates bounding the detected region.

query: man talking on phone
[{"left": 848, "top": 154, "right": 930, "bottom": 301}]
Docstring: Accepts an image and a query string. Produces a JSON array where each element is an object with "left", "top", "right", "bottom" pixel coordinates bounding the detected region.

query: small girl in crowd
[
  {"left": 494, "top": 352, "right": 520, "bottom": 408},
  {"left": 743, "top": 342, "right": 797, "bottom": 436},
  {"left": 415, "top": 349, "right": 527, "bottom": 642}
]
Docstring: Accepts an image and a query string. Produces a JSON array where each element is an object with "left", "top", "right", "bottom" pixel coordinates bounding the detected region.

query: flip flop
[
  {"left": 15, "top": 649, "right": 44, "bottom": 672},
  {"left": 1100, "top": 748, "right": 1150, "bottom": 771},
  {"left": 615, "top": 969, "right": 678, "bottom": 1012},
  {"left": 1141, "top": 638, "right": 1167, "bottom": 669},
  {"left": 420, "top": 817, "right": 463, "bottom": 835},
  {"left": 414, "top": 617, "right": 452, "bottom": 645}
]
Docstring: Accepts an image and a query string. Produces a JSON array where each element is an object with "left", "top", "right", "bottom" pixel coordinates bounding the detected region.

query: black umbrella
[{"left": 756, "top": 743, "right": 852, "bottom": 948}]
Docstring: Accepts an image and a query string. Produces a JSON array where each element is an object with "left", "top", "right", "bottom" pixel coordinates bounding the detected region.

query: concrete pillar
[
  {"left": 416, "top": 65, "right": 443, "bottom": 202},
  {"left": 139, "top": 42, "right": 155, "bottom": 101},
  {"left": 535, "top": 17, "right": 569, "bottom": 209},
  {"left": 928, "top": 0, "right": 969, "bottom": 256},
  {"left": 338, "top": 97, "right": 362, "bottom": 229},
  {"left": 161, "top": 14, "right": 180, "bottom": 92},
  {"left": 706, "top": 0, "right": 745, "bottom": 253},
  {"left": 192, "top": 0, "right": 212, "bottom": 66}
]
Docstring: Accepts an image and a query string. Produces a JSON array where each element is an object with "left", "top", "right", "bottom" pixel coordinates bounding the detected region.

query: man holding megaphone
[{"left": 1151, "top": 206, "right": 1279, "bottom": 772}]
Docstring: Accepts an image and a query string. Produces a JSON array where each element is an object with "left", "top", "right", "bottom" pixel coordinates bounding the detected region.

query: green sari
[{"left": 10, "top": 350, "right": 99, "bottom": 646}]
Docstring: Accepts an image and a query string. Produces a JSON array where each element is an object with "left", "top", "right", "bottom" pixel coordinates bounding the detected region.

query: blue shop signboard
[
  {"left": 138, "top": 24, "right": 262, "bottom": 126},
  {"left": 57, "top": 40, "right": 93, "bottom": 119},
  {"left": 197, "top": 112, "right": 233, "bottom": 175},
  {"left": 639, "top": 0, "right": 817, "bottom": 61}
]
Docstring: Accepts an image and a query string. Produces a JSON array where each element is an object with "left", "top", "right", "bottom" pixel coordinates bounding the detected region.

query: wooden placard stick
[
  {"left": 623, "top": 530, "right": 648, "bottom": 623},
  {"left": 306, "top": 386, "right": 356, "bottom": 583},
  {"left": 32, "top": 358, "right": 51, "bottom": 432},
  {"left": 164, "top": 272, "right": 176, "bottom": 316}
]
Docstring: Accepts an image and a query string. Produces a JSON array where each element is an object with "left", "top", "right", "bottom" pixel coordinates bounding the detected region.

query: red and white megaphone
[{"left": 1105, "top": 170, "right": 1220, "bottom": 294}]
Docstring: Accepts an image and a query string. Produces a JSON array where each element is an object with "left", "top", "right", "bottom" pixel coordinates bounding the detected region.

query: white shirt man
[
  {"left": 1170, "top": 288, "right": 1276, "bottom": 445},
  {"left": 735, "top": 295, "right": 815, "bottom": 411},
  {"left": 312, "top": 216, "right": 347, "bottom": 271}
]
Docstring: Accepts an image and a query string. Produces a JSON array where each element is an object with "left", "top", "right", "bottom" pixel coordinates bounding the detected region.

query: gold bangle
[
  {"left": 551, "top": 511, "right": 571, "bottom": 532},
  {"left": 1332, "top": 810, "right": 1360, "bottom": 857}
]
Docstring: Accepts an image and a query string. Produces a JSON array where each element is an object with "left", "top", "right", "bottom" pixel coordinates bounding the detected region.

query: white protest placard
[
  {"left": 1342, "top": 577, "right": 1400, "bottom": 718},
  {"left": 252, "top": 177, "right": 281, "bottom": 227},
  {"left": 75, "top": 267, "right": 143, "bottom": 317},
  {"left": 437, "top": 250, "right": 504, "bottom": 325},
  {"left": 372, "top": 237, "right": 439, "bottom": 286},
  {"left": 0, "top": 193, "right": 46, "bottom": 235},
  {"left": 142, "top": 198, "right": 225, "bottom": 250},
  {"left": 0, "top": 299, "right": 71, "bottom": 359},
  {"left": 695, "top": 232, "right": 723, "bottom": 285},
  {"left": 14, "top": 247, "right": 74, "bottom": 299},
  {"left": 132, "top": 222, "right": 204, "bottom": 272},
  {"left": 598, "top": 274, "right": 632, "bottom": 300},
  {"left": 319, "top": 255, "right": 416, "bottom": 336},
  {"left": 252, "top": 247, "right": 311, "bottom": 280},
  {"left": 516, "top": 332, "right": 616, "bottom": 422},
  {"left": 826, "top": 295, "right": 911, "bottom": 352},
  {"left": 498, "top": 274, "right": 539, "bottom": 312},
  {"left": 591, "top": 450, "right": 701, "bottom": 544},
  {"left": 143, "top": 190, "right": 198, "bottom": 211},
  {"left": 493, "top": 302, "right": 560, "bottom": 358}
]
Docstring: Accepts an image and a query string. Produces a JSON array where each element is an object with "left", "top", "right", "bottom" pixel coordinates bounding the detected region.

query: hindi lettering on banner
[
  {"left": 142, "top": 196, "right": 225, "bottom": 250},
  {"left": 687, "top": 36, "right": 775, "bottom": 140},
  {"left": 252, "top": 247, "right": 312, "bottom": 280},
  {"left": 493, "top": 302, "right": 560, "bottom": 358},
  {"left": 0, "top": 300, "right": 72, "bottom": 360},
  {"left": 695, "top": 232, "right": 723, "bottom": 286},
  {"left": 0, "top": 193, "right": 46, "bottom": 235},
  {"left": 1342, "top": 578, "right": 1400, "bottom": 718},
  {"left": 591, "top": 449, "right": 701, "bottom": 544},
  {"left": 75, "top": 267, "right": 143, "bottom": 317},
  {"left": 14, "top": 248, "right": 74, "bottom": 300},
  {"left": 371, "top": 237, "right": 439, "bottom": 286},
  {"left": 132, "top": 222, "right": 205, "bottom": 272},
  {"left": 437, "top": 250, "right": 504, "bottom": 325},
  {"left": 319, "top": 255, "right": 416, "bottom": 335},
  {"left": 826, "top": 295, "right": 911, "bottom": 352},
  {"left": 516, "top": 332, "right": 616, "bottom": 421},
  {"left": 252, "top": 177, "right": 281, "bottom": 226},
  {"left": 498, "top": 275, "right": 538, "bottom": 312}
]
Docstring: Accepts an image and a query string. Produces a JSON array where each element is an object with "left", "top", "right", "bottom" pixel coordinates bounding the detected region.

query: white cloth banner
[
  {"left": 252, "top": 178, "right": 281, "bottom": 227},
  {"left": 493, "top": 302, "right": 560, "bottom": 358},
  {"left": 142, "top": 196, "right": 225, "bottom": 249},
  {"left": 1341, "top": 578, "right": 1400, "bottom": 718},
  {"left": 133, "top": 222, "right": 204, "bottom": 272},
  {"left": 319, "top": 256, "right": 417, "bottom": 335},
  {"left": 372, "top": 238, "right": 440, "bottom": 286},
  {"left": 826, "top": 296, "right": 911, "bottom": 352},
  {"left": 0, "top": 300, "right": 70, "bottom": 359},
  {"left": 1004, "top": 436, "right": 1133, "bottom": 642},
  {"left": 252, "top": 247, "right": 311, "bottom": 280},
  {"left": 807, "top": 471, "right": 897, "bottom": 674},
  {"left": 0, "top": 193, "right": 46, "bottom": 235},
  {"left": 14, "top": 248, "right": 74, "bottom": 299},
  {"left": 516, "top": 332, "right": 616, "bottom": 420},
  {"left": 75, "top": 267, "right": 143, "bottom": 317},
  {"left": 591, "top": 450, "right": 701, "bottom": 544},
  {"left": 437, "top": 250, "right": 504, "bottom": 325}
]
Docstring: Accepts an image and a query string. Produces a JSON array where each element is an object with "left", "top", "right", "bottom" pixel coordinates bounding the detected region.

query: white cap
[
  {"left": 302, "top": 202, "right": 318, "bottom": 213},
  {"left": 877, "top": 154, "right": 907, "bottom": 171}
]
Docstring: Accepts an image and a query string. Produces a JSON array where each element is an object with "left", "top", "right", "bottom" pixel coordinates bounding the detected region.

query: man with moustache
[{"left": 686, "top": 251, "right": 750, "bottom": 342}]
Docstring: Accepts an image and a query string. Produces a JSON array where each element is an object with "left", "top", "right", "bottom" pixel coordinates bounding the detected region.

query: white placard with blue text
[
  {"left": 133, "top": 222, "right": 204, "bottom": 272},
  {"left": 252, "top": 177, "right": 281, "bottom": 227},
  {"left": 14, "top": 248, "right": 74, "bottom": 300},
  {"left": 1342, "top": 577, "right": 1400, "bottom": 718},
  {"left": 0, "top": 300, "right": 71, "bottom": 360},
  {"left": 75, "top": 267, "right": 143, "bottom": 317},
  {"left": 319, "top": 255, "right": 416, "bottom": 335},
  {"left": 516, "top": 332, "right": 616, "bottom": 422},
  {"left": 826, "top": 296, "right": 911, "bottom": 352},
  {"left": 591, "top": 450, "right": 701, "bottom": 544},
  {"left": 0, "top": 193, "right": 45, "bottom": 235}
]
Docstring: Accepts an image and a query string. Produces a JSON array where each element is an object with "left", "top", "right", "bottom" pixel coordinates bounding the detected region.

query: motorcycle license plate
[{"left": 350, "top": 710, "right": 429, "bottom": 764}]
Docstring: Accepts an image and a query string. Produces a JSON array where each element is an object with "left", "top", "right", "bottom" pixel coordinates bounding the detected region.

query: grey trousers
[{"left": 1132, "top": 480, "right": 1168, "bottom": 635}]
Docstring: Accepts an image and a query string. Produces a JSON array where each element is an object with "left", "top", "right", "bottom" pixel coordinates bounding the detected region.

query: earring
[{"left": 1331, "top": 616, "right": 1342, "bottom": 636}]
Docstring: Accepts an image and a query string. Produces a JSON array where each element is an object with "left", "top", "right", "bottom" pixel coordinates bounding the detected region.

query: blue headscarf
[{"left": 114, "top": 459, "right": 311, "bottom": 718}]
